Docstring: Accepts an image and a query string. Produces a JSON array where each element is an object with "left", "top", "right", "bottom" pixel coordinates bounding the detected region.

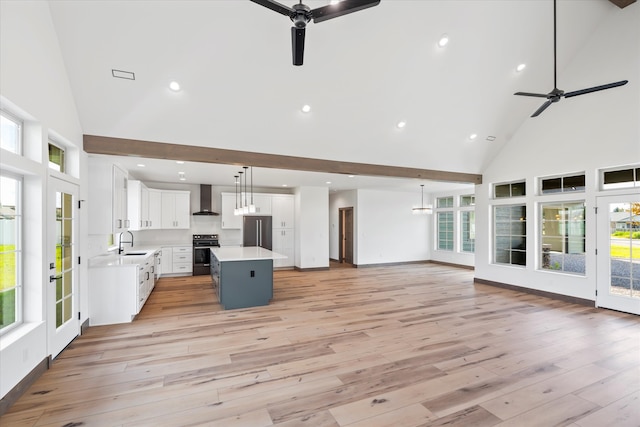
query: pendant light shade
[
  {"left": 412, "top": 184, "right": 432, "bottom": 215},
  {"left": 234, "top": 171, "right": 243, "bottom": 215}
]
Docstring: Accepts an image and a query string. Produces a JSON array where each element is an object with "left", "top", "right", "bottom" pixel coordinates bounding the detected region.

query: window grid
[
  {"left": 461, "top": 211, "right": 475, "bottom": 253},
  {"left": 48, "top": 141, "right": 66, "bottom": 173},
  {"left": 0, "top": 173, "right": 22, "bottom": 333},
  {"left": 437, "top": 211, "right": 454, "bottom": 251},
  {"left": 602, "top": 166, "right": 640, "bottom": 190},
  {"left": 541, "top": 174, "right": 586, "bottom": 194},
  {"left": 540, "top": 202, "right": 586, "bottom": 275},
  {"left": 494, "top": 204, "right": 527, "bottom": 266},
  {"left": 494, "top": 181, "right": 526, "bottom": 198}
]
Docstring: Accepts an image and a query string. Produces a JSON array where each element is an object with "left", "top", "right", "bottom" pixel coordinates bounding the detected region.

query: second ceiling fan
[
  {"left": 515, "top": 0, "right": 628, "bottom": 117},
  {"left": 250, "top": 0, "right": 380, "bottom": 66}
]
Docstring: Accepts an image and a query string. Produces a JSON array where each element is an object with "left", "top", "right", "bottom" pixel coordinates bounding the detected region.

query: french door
[
  {"left": 596, "top": 194, "right": 640, "bottom": 315},
  {"left": 48, "top": 177, "right": 80, "bottom": 358}
]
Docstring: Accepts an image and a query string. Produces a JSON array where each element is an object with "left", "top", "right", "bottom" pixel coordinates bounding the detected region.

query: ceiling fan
[
  {"left": 514, "top": 0, "right": 628, "bottom": 117},
  {"left": 250, "top": 0, "right": 380, "bottom": 66}
]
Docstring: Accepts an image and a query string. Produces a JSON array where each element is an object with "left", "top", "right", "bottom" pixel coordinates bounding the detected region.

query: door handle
[{"left": 50, "top": 274, "right": 62, "bottom": 283}]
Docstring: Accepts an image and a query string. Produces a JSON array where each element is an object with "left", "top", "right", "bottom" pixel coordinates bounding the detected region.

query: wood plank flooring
[{"left": 2, "top": 263, "right": 639, "bottom": 426}]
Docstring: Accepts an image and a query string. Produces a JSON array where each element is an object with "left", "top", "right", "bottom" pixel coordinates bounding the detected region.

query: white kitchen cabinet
[
  {"left": 272, "top": 195, "right": 294, "bottom": 228},
  {"left": 160, "top": 246, "right": 192, "bottom": 275},
  {"left": 273, "top": 228, "right": 294, "bottom": 268},
  {"left": 160, "top": 247, "right": 173, "bottom": 274},
  {"left": 244, "top": 193, "right": 272, "bottom": 215},
  {"left": 161, "top": 190, "right": 191, "bottom": 229},
  {"left": 88, "top": 253, "right": 155, "bottom": 325},
  {"left": 221, "top": 192, "right": 242, "bottom": 229},
  {"left": 272, "top": 195, "right": 294, "bottom": 268},
  {"left": 128, "top": 180, "right": 150, "bottom": 231},
  {"left": 113, "top": 165, "right": 129, "bottom": 232},
  {"left": 172, "top": 246, "right": 193, "bottom": 274},
  {"left": 148, "top": 189, "right": 162, "bottom": 229},
  {"left": 88, "top": 158, "right": 129, "bottom": 234}
]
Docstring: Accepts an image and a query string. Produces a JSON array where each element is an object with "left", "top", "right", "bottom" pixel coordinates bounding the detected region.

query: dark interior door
[{"left": 339, "top": 207, "right": 354, "bottom": 264}]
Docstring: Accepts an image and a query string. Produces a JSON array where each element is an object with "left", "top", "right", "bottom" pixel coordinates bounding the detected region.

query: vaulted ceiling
[{"left": 47, "top": 0, "right": 634, "bottom": 190}]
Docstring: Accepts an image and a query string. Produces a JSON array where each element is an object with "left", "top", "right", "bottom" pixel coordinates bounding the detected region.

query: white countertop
[
  {"left": 211, "top": 246, "right": 286, "bottom": 262},
  {"left": 89, "top": 248, "right": 160, "bottom": 268}
]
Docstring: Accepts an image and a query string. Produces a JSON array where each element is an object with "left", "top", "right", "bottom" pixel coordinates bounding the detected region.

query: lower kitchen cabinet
[
  {"left": 273, "top": 228, "right": 294, "bottom": 268},
  {"left": 89, "top": 252, "right": 156, "bottom": 325},
  {"left": 160, "top": 245, "right": 193, "bottom": 275}
]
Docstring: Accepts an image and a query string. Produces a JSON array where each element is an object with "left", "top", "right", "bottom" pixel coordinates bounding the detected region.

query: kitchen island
[{"left": 210, "top": 247, "right": 286, "bottom": 310}]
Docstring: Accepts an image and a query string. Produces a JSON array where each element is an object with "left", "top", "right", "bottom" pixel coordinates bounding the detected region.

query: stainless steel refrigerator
[{"left": 243, "top": 216, "right": 272, "bottom": 250}]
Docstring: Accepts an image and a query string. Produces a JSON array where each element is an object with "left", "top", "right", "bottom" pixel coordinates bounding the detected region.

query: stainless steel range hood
[{"left": 193, "top": 184, "right": 219, "bottom": 216}]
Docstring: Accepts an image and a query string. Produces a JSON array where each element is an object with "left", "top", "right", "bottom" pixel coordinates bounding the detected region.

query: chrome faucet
[{"left": 118, "top": 230, "right": 134, "bottom": 254}]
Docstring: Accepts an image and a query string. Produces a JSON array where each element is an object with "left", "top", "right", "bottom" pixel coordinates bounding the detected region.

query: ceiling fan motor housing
[{"left": 291, "top": 3, "right": 311, "bottom": 28}]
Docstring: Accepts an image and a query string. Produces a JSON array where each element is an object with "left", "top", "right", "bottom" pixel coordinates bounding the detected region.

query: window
[
  {"left": 461, "top": 211, "right": 475, "bottom": 252},
  {"left": 437, "top": 196, "right": 453, "bottom": 208},
  {"left": 1, "top": 110, "right": 22, "bottom": 154},
  {"left": 48, "top": 142, "right": 65, "bottom": 173},
  {"left": 437, "top": 211, "right": 454, "bottom": 251},
  {"left": 1, "top": 173, "right": 22, "bottom": 333},
  {"left": 460, "top": 195, "right": 475, "bottom": 207},
  {"left": 540, "top": 202, "right": 586, "bottom": 274},
  {"left": 494, "top": 205, "right": 526, "bottom": 266},
  {"left": 602, "top": 166, "right": 640, "bottom": 190},
  {"left": 494, "top": 181, "right": 526, "bottom": 198},
  {"left": 541, "top": 174, "right": 585, "bottom": 194}
]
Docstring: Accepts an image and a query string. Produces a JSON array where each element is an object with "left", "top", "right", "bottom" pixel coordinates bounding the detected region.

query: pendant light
[
  {"left": 412, "top": 184, "right": 432, "bottom": 215},
  {"left": 233, "top": 175, "right": 239, "bottom": 216},
  {"left": 235, "top": 171, "right": 243, "bottom": 215},
  {"left": 242, "top": 166, "right": 249, "bottom": 214},
  {"left": 249, "top": 166, "right": 256, "bottom": 213}
]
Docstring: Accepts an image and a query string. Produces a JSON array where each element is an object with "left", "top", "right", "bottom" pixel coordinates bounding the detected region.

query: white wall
[
  {"left": 474, "top": 2, "right": 639, "bottom": 301},
  {"left": 355, "top": 189, "right": 430, "bottom": 266},
  {"left": 295, "top": 186, "right": 329, "bottom": 269},
  {"left": 1, "top": 1, "right": 84, "bottom": 399}
]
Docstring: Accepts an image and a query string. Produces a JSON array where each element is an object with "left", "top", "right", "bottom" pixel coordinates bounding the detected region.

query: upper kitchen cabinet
[
  {"left": 245, "top": 193, "right": 271, "bottom": 215},
  {"left": 220, "top": 192, "right": 242, "bottom": 229},
  {"left": 272, "top": 195, "right": 294, "bottom": 229},
  {"left": 161, "top": 190, "right": 190, "bottom": 229},
  {"left": 128, "top": 180, "right": 150, "bottom": 231},
  {"left": 148, "top": 189, "right": 162, "bottom": 230},
  {"left": 88, "top": 157, "right": 129, "bottom": 234}
]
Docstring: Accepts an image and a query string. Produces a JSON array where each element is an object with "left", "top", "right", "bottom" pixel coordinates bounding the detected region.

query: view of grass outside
[{"left": 0, "top": 244, "right": 17, "bottom": 329}]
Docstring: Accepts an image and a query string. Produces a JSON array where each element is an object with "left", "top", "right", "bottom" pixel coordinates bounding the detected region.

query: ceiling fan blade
[
  {"left": 564, "top": 80, "right": 629, "bottom": 98},
  {"left": 514, "top": 91, "right": 550, "bottom": 98},
  {"left": 250, "top": 0, "right": 294, "bottom": 17},
  {"left": 291, "top": 26, "right": 305, "bottom": 66},
  {"left": 311, "top": 0, "right": 380, "bottom": 24},
  {"left": 531, "top": 100, "right": 553, "bottom": 117}
]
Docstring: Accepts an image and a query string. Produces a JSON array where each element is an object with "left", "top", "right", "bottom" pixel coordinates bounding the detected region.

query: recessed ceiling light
[
  {"left": 301, "top": 104, "right": 311, "bottom": 113},
  {"left": 282, "top": 184, "right": 288, "bottom": 187},
  {"left": 330, "top": 0, "right": 340, "bottom": 4},
  {"left": 326, "top": 181, "right": 332, "bottom": 185},
  {"left": 516, "top": 63, "right": 526, "bottom": 72},
  {"left": 348, "top": 175, "right": 355, "bottom": 178},
  {"left": 469, "top": 133, "right": 478, "bottom": 140},
  {"left": 179, "top": 177, "right": 186, "bottom": 181},
  {"left": 486, "top": 136, "right": 496, "bottom": 141},
  {"left": 437, "top": 34, "right": 449, "bottom": 48},
  {"left": 176, "top": 160, "right": 184, "bottom": 164},
  {"left": 137, "top": 163, "right": 146, "bottom": 167},
  {"left": 396, "top": 121, "right": 407, "bottom": 129},
  {"left": 169, "top": 81, "right": 181, "bottom": 91}
]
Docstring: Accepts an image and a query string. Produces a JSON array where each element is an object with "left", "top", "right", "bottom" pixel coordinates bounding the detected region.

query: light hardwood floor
[{"left": 2, "top": 263, "right": 639, "bottom": 426}]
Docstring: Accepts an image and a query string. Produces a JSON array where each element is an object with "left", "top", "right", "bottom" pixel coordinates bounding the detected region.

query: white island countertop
[{"left": 211, "top": 246, "right": 286, "bottom": 262}]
